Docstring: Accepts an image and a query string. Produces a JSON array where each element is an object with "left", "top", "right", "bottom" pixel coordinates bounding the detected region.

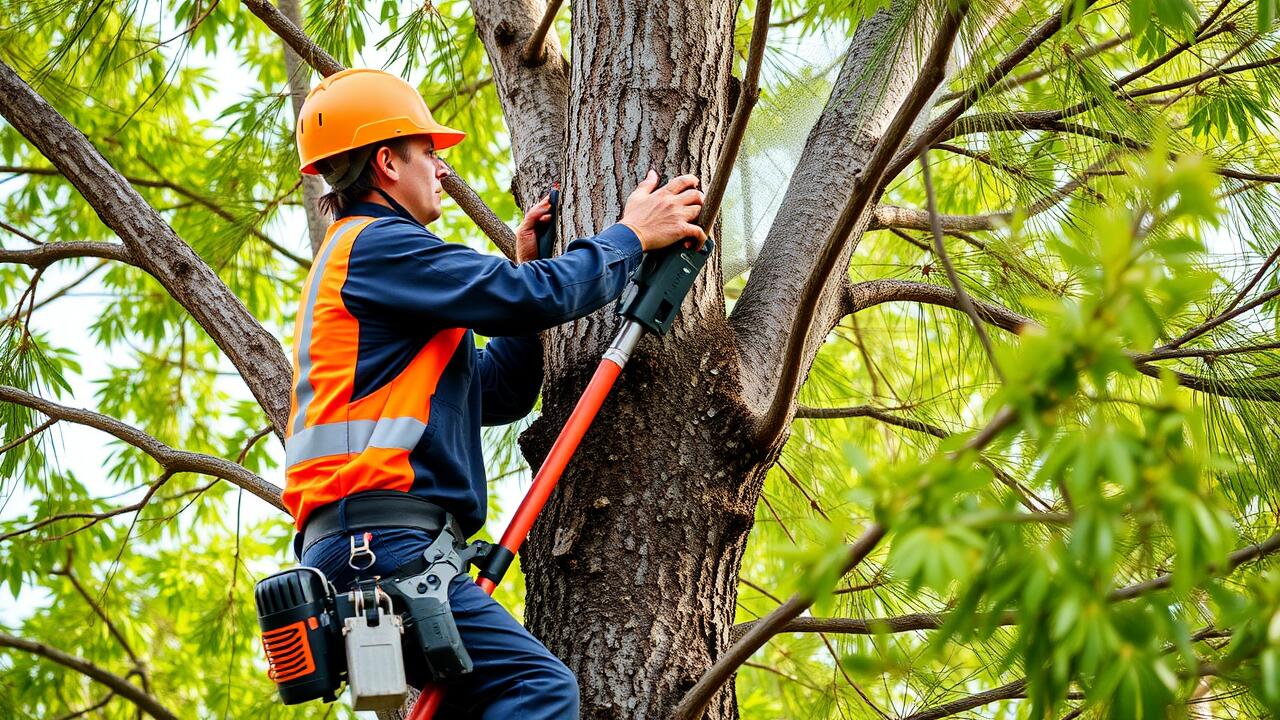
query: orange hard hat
[{"left": 296, "top": 68, "right": 465, "bottom": 175}]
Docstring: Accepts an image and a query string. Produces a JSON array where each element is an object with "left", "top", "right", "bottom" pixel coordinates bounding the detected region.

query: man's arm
[
  {"left": 343, "top": 219, "right": 643, "bottom": 337},
  {"left": 476, "top": 335, "right": 543, "bottom": 426}
]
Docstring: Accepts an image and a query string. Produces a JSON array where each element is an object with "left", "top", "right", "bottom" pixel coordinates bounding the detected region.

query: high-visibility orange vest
[{"left": 283, "top": 216, "right": 466, "bottom": 528}]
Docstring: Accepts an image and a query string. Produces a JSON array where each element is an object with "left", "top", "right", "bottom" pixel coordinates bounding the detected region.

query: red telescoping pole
[{"left": 408, "top": 321, "right": 645, "bottom": 720}]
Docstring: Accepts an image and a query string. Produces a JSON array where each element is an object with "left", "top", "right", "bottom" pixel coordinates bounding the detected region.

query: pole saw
[{"left": 408, "top": 181, "right": 713, "bottom": 719}]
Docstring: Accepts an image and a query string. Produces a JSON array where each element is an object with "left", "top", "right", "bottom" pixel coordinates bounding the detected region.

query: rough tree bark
[
  {"left": 511, "top": 0, "right": 756, "bottom": 716},
  {"left": 511, "top": 3, "right": 954, "bottom": 718}
]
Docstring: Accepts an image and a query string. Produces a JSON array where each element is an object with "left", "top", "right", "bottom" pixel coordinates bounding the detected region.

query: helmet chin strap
[{"left": 372, "top": 187, "right": 420, "bottom": 225}]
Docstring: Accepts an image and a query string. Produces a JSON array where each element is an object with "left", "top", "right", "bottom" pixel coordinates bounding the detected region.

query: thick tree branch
[
  {"left": 844, "top": 278, "right": 1032, "bottom": 332},
  {"left": 0, "top": 386, "right": 283, "bottom": 511},
  {"left": 0, "top": 631, "right": 179, "bottom": 720},
  {"left": 870, "top": 204, "right": 1007, "bottom": 232},
  {"left": 0, "top": 61, "right": 294, "bottom": 435},
  {"left": 470, "top": 0, "right": 571, "bottom": 211},
  {"left": 752, "top": 1, "right": 971, "bottom": 448},
  {"left": 0, "top": 241, "right": 131, "bottom": 268}
]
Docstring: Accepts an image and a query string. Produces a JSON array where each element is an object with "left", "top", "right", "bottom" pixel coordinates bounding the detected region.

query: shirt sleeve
[
  {"left": 342, "top": 219, "right": 643, "bottom": 337},
  {"left": 476, "top": 335, "right": 544, "bottom": 426}
]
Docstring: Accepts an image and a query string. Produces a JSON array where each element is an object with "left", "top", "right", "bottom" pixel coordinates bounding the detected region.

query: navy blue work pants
[{"left": 301, "top": 528, "right": 579, "bottom": 719}]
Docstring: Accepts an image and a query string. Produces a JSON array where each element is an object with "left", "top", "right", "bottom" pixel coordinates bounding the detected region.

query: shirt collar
[{"left": 339, "top": 198, "right": 417, "bottom": 223}]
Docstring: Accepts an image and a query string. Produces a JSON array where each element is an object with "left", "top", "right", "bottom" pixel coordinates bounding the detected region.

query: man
[{"left": 285, "top": 67, "right": 705, "bottom": 719}]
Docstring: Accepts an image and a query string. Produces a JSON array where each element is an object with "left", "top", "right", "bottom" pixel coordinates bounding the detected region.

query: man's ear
[{"left": 370, "top": 146, "right": 398, "bottom": 184}]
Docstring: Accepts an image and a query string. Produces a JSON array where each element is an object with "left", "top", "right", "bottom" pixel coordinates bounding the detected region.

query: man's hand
[
  {"left": 620, "top": 170, "right": 708, "bottom": 251},
  {"left": 515, "top": 194, "right": 553, "bottom": 264}
]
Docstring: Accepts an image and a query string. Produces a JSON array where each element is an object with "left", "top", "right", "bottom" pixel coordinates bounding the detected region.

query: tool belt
[
  {"left": 295, "top": 490, "right": 451, "bottom": 560},
  {"left": 258, "top": 494, "right": 496, "bottom": 711}
]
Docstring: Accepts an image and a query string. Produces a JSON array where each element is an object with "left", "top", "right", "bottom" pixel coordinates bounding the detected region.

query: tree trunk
[
  {"left": 517, "top": 1, "right": 766, "bottom": 718},
  {"left": 522, "top": 336, "right": 770, "bottom": 720}
]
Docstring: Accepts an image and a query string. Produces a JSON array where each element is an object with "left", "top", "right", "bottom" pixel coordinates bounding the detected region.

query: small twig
[
  {"left": 919, "top": 152, "right": 1003, "bottom": 381},
  {"left": 758, "top": 493, "right": 795, "bottom": 544},
  {"left": 0, "top": 417, "right": 56, "bottom": 455},
  {"left": 51, "top": 692, "right": 115, "bottom": 720},
  {"left": 796, "top": 403, "right": 947, "bottom": 438},
  {"left": 4, "top": 472, "right": 174, "bottom": 544},
  {"left": 0, "top": 218, "right": 44, "bottom": 245},
  {"left": 698, "top": 0, "right": 772, "bottom": 233},
  {"left": 774, "top": 460, "right": 830, "bottom": 520},
  {"left": 1161, "top": 285, "right": 1280, "bottom": 351},
  {"left": 236, "top": 424, "right": 274, "bottom": 464},
  {"left": 50, "top": 563, "right": 150, "bottom": 692},
  {"left": 1134, "top": 341, "right": 1280, "bottom": 362},
  {"left": 124, "top": 0, "right": 221, "bottom": 62},
  {"left": 2, "top": 260, "right": 108, "bottom": 325}
]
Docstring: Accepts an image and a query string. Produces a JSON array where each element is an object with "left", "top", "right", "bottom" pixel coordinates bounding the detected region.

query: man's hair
[{"left": 315, "top": 138, "right": 415, "bottom": 220}]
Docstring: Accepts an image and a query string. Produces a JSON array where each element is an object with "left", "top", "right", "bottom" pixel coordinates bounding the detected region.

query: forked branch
[{"left": 754, "top": 1, "right": 971, "bottom": 448}]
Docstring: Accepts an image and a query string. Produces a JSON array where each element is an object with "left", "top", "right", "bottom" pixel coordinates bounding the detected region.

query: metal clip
[{"left": 349, "top": 531, "right": 377, "bottom": 571}]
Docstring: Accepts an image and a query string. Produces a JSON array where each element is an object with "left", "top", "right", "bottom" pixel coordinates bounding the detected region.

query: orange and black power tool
[{"left": 255, "top": 567, "right": 344, "bottom": 703}]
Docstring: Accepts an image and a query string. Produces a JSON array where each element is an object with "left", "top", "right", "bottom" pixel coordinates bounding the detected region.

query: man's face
[{"left": 374, "top": 137, "right": 450, "bottom": 225}]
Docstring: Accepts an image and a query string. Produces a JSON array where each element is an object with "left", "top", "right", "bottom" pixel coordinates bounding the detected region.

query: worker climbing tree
[{"left": 3, "top": 0, "right": 1280, "bottom": 718}]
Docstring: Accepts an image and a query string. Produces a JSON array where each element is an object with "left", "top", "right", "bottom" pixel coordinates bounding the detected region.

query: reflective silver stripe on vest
[
  {"left": 285, "top": 416, "right": 428, "bottom": 467},
  {"left": 290, "top": 218, "right": 368, "bottom": 437}
]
